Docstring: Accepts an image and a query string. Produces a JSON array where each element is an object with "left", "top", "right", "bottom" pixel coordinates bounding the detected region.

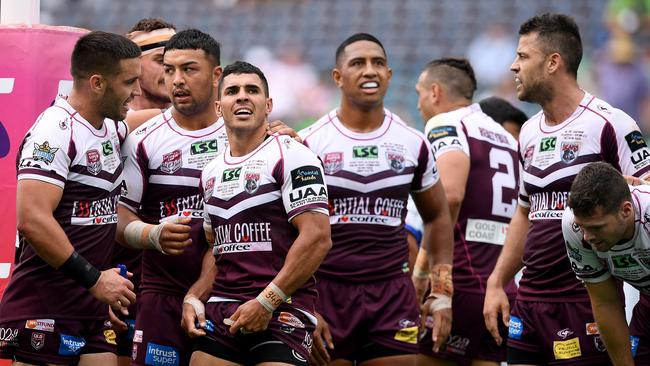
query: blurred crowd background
[{"left": 39, "top": 0, "right": 650, "bottom": 132}]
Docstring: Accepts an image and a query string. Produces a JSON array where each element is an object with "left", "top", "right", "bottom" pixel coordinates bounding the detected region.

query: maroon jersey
[
  {"left": 425, "top": 104, "right": 518, "bottom": 294},
  {"left": 1, "top": 98, "right": 126, "bottom": 320}
]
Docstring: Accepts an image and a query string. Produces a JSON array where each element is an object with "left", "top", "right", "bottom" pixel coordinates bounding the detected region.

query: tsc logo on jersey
[
  {"left": 291, "top": 165, "right": 324, "bottom": 189},
  {"left": 85, "top": 149, "right": 102, "bottom": 175},
  {"left": 33, "top": 141, "right": 59, "bottom": 164},
  {"left": 203, "top": 177, "right": 215, "bottom": 202},
  {"left": 560, "top": 142, "right": 579, "bottom": 164},
  {"left": 160, "top": 150, "right": 182, "bottom": 174},
  {"left": 625, "top": 131, "right": 647, "bottom": 152},
  {"left": 386, "top": 152, "right": 405, "bottom": 173},
  {"left": 612, "top": 254, "right": 639, "bottom": 268},
  {"left": 539, "top": 137, "right": 556, "bottom": 152},
  {"left": 244, "top": 171, "right": 260, "bottom": 194},
  {"left": 352, "top": 145, "right": 378, "bottom": 159},
  {"left": 323, "top": 152, "right": 343, "bottom": 174},
  {"left": 427, "top": 125, "right": 458, "bottom": 143},
  {"left": 102, "top": 140, "right": 113, "bottom": 156},
  {"left": 222, "top": 167, "right": 242, "bottom": 182},
  {"left": 190, "top": 139, "right": 218, "bottom": 155}
]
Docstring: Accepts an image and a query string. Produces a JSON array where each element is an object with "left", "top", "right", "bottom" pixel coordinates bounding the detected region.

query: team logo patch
[
  {"left": 323, "top": 152, "right": 343, "bottom": 174},
  {"left": 291, "top": 165, "right": 324, "bottom": 189},
  {"left": 560, "top": 141, "right": 580, "bottom": 164},
  {"left": 104, "top": 329, "right": 117, "bottom": 345},
  {"left": 625, "top": 131, "right": 647, "bottom": 152},
  {"left": 427, "top": 125, "right": 458, "bottom": 143},
  {"left": 352, "top": 145, "right": 378, "bottom": 159},
  {"left": 85, "top": 149, "right": 102, "bottom": 175},
  {"left": 557, "top": 328, "right": 574, "bottom": 339},
  {"left": 523, "top": 145, "right": 534, "bottom": 170},
  {"left": 585, "top": 322, "right": 599, "bottom": 335},
  {"left": 25, "top": 319, "right": 55, "bottom": 332},
  {"left": 31, "top": 332, "right": 45, "bottom": 350},
  {"left": 278, "top": 312, "right": 305, "bottom": 329},
  {"left": 102, "top": 140, "right": 114, "bottom": 156},
  {"left": 58, "top": 119, "right": 68, "bottom": 130},
  {"left": 539, "top": 136, "right": 556, "bottom": 152},
  {"left": 203, "top": 177, "right": 215, "bottom": 202},
  {"left": 33, "top": 141, "right": 59, "bottom": 164},
  {"left": 132, "top": 343, "right": 138, "bottom": 360},
  {"left": 386, "top": 152, "right": 405, "bottom": 173},
  {"left": 160, "top": 150, "right": 182, "bottom": 174},
  {"left": 244, "top": 172, "right": 261, "bottom": 194},
  {"left": 58, "top": 334, "right": 86, "bottom": 356},
  {"left": 133, "top": 330, "right": 143, "bottom": 343},
  {"left": 553, "top": 338, "right": 581, "bottom": 359}
]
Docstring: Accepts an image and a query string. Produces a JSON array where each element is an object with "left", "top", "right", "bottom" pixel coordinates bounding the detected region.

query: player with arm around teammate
[
  {"left": 563, "top": 162, "right": 650, "bottom": 366},
  {"left": 182, "top": 61, "right": 331, "bottom": 365},
  {"left": 0, "top": 31, "right": 139, "bottom": 366}
]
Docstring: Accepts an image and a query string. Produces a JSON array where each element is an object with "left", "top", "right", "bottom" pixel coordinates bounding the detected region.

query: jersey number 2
[{"left": 489, "top": 148, "right": 516, "bottom": 218}]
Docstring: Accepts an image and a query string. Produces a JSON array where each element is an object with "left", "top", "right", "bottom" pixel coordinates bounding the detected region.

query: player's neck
[
  {"left": 129, "top": 95, "right": 170, "bottom": 111},
  {"left": 541, "top": 81, "right": 584, "bottom": 126},
  {"left": 337, "top": 101, "right": 385, "bottom": 133},
  {"left": 67, "top": 89, "right": 104, "bottom": 129},
  {"left": 227, "top": 125, "right": 267, "bottom": 157},
  {"left": 171, "top": 107, "right": 217, "bottom": 131}
]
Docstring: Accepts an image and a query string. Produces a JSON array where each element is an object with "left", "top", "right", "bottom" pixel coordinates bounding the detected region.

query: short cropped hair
[
  {"left": 519, "top": 13, "right": 583, "bottom": 78},
  {"left": 127, "top": 18, "right": 176, "bottom": 34},
  {"left": 479, "top": 97, "right": 528, "bottom": 127},
  {"left": 71, "top": 31, "right": 141, "bottom": 81},
  {"left": 164, "top": 29, "right": 221, "bottom": 66},
  {"left": 335, "top": 33, "right": 386, "bottom": 66},
  {"left": 217, "top": 61, "right": 269, "bottom": 98},
  {"left": 422, "top": 58, "right": 477, "bottom": 100},
  {"left": 568, "top": 162, "right": 631, "bottom": 217}
]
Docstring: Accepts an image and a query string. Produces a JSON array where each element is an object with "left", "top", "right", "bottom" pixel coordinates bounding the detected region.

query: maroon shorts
[
  {"left": 0, "top": 317, "right": 116, "bottom": 364},
  {"left": 508, "top": 299, "right": 612, "bottom": 365},
  {"left": 630, "top": 294, "right": 650, "bottom": 365},
  {"left": 131, "top": 292, "right": 192, "bottom": 366},
  {"left": 419, "top": 291, "right": 511, "bottom": 365},
  {"left": 197, "top": 301, "right": 315, "bottom": 363},
  {"left": 315, "top": 275, "right": 419, "bottom": 361}
]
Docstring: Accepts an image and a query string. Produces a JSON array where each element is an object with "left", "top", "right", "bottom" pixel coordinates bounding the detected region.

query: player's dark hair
[
  {"left": 519, "top": 13, "right": 583, "bottom": 78},
  {"left": 422, "top": 58, "right": 477, "bottom": 100},
  {"left": 335, "top": 33, "right": 387, "bottom": 66},
  {"left": 127, "top": 18, "right": 176, "bottom": 33},
  {"left": 164, "top": 29, "right": 221, "bottom": 66},
  {"left": 71, "top": 31, "right": 141, "bottom": 81},
  {"left": 479, "top": 97, "right": 528, "bottom": 127},
  {"left": 568, "top": 162, "right": 631, "bottom": 217},
  {"left": 218, "top": 61, "right": 269, "bottom": 98}
]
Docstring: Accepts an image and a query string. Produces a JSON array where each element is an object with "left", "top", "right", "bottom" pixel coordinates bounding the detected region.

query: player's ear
[
  {"left": 89, "top": 74, "right": 105, "bottom": 94},
  {"left": 621, "top": 200, "right": 634, "bottom": 218},
  {"left": 266, "top": 97, "right": 273, "bottom": 115},
  {"left": 547, "top": 52, "right": 561, "bottom": 75},
  {"left": 332, "top": 68, "right": 342, "bottom": 88},
  {"left": 213, "top": 66, "right": 223, "bottom": 87},
  {"left": 214, "top": 100, "right": 222, "bottom": 116}
]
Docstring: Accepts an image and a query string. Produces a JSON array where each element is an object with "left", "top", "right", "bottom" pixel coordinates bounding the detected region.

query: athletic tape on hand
[
  {"left": 183, "top": 296, "right": 205, "bottom": 317},
  {"left": 429, "top": 294, "right": 452, "bottom": 312},
  {"left": 148, "top": 221, "right": 169, "bottom": 254}
]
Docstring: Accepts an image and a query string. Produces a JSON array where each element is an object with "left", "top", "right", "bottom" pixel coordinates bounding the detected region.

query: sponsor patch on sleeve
[
  {"left": 291, "top": 165, "right": 324, "bottom": 189},
  {"left": 625, "top": 131, "right": 648, "bottom": 152},
  {"left": 427, "top": 126, "right": 458, "bottom": 143}
]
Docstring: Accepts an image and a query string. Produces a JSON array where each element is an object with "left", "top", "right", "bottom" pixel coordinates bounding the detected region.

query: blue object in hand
[{"left": 117, "top": 264, "right": 128, "bottom": 278}]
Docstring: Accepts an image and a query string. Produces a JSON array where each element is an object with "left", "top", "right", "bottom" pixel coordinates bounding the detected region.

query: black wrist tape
[{"left": 58, "top": 251, "right": 101, "bottom": 289}]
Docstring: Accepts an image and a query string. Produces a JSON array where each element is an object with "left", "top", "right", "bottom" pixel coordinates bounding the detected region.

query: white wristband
[
  {"left": 183, "top": 295, "right": 205, "bottom": 317},
  {"left": 124, "top": 221, "right": 148, "bottom": 249},
  {"left": 147, "top": 222, "right": 168, "bottom": 254},
  {"left": 429, "top": 294, "right": 452, "bottom": 312}
]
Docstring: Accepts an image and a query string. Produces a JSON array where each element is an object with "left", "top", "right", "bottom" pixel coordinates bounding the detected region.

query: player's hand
[
  {"left": 412, "top": 275, "right": 430, "bottom": 305},
  {"left": 625, "top": 175, "right": 649, "bottom": 186},
  {"left": 181, "top": 299, "right": 206, "bottom": 338},
  {"left": 226, "top": 299, "right": 272, "bottom": 334},
  {"left": 267, "top": 120, "right": 302, "bottom": 143},
  {"left": 90, "top": 268, "right": 135, "bottom": 316},
  {"left": 108, "top": 306, "right": 128, "bottom": 333},
  {"left": 158, "top": 218, "right": 193, "bottom": 255},
  {"left": 483, "top": 279, "right": 510, "bottom": 346},
  {"left": 421, "top": 297, "right": 451, "bottom": 353},
  {"left": 310, "top": 312, "right": 334, "bottom": 366}
]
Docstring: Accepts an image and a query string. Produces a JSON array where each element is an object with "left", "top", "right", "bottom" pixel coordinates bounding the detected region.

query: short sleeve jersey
[
  {"left": 299, "top": 109, "right": 439, "bottom": 282},
  {"left": 0, "top": 98, "right": 127, "bottom": 321},
  {"left": 424, "top": 104, "right": 519, "bottom": 294},
  {"left": 119, "top": 109, "right": 228, "bottom": 297},
  {"left": 563, "top": 186, "right": 650, "bottom": 295},
  {"left": 201, "top": 135, "right": 328, "bottom": 313},
  {"left": 517, "top": 91, "right": 650, "bottom": 301}
]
